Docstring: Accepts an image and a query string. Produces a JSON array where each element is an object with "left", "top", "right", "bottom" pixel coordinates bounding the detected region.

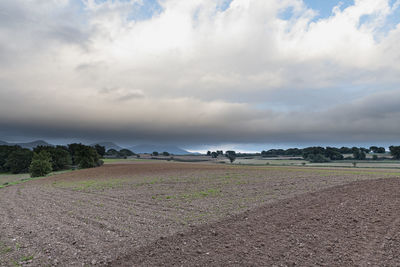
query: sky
[{"left": 0, "top": 0, "right": 400, "bottom": 152}]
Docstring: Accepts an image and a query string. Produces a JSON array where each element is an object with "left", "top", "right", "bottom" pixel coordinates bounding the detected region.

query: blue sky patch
[{"left": 304, "top": 0, "right": 354, "bottom": 19}]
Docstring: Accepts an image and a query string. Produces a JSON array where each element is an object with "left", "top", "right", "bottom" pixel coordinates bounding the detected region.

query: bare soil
[
  {"left": 0, "top": 162, "right": 399, "bottom": 266},
  {"left": 115, "top": 177, "right": 400, "bottom": 266}
]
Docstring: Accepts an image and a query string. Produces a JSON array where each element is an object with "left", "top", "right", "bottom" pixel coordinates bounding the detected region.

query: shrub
[{"left": 29, "top": 151, "right": 52, "bottom": 177}]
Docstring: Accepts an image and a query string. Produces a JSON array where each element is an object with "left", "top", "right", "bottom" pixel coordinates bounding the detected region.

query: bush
[{"left": 29, "top": 151, "right": 52, "bottom": 177}]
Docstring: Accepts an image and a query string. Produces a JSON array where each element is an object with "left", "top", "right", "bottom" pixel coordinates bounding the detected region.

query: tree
[
  {"left": 206, "top": 151, "right": 211, "bottom": 156},
  {"left": 29, "top": 151, "right": 52, "bottom": 177},
  {"left": 33, "top": 145, "right": 71, "bottom": 171},
  {"left": 162, "top": 151, "right": 170, "bottom": 156},
  {"left": 339, "top": 147, "right": 353, "bottom": 154},
  {"left": 302, "top": 147, "right": 325, "bottom": 160},
  {"left": 225, "top": 150, "right": 236, "bottom": 163},
  {"left": 307, "top": 154, "right": 330, "bottom": 163},
  {"left": 352, "top": 147, "right": 366, "bottom": 160},
  {"left": 389, "top": 146, "right": 400, "bottom": 160},
  {"left": 152, "top": 151, "right": 159, "bottom": 156},
  {"left": 377, "top": 147, "right": 386, "bottom": 153},
  {"left": 51, "top": 146, "right": 72, "bottom": 171},
  {"left": 370, "top": 146, "right": 385, "bottom": 153},
  {"left": 119, "top": 149, "right": 135, "bottom": 158},
  {"left": 370, "top": 146, "right": 378, "bottom": 153},
  {"left": 0, "top": 145, "right": 21, "bottom": 172},
  {"left": 68, "top": 143, "right": 101, "bottom": 168},
  {"left": 211, "top": 152, "right": 218, "bottom": 158},
  {"left": 94, "top": 144, "right": 106, "bottom": 157},
  {"left": 106, "top": 149, "right": 119, "bottom": 157},
  {"left": 5, "top": 148, "right": 33, "bottom": 174}
]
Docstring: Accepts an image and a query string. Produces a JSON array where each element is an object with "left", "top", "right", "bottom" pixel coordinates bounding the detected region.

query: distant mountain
[
  {"left": 128, "top": 144, "right": 191, "bottom": 155},
  {"left": 0, "top": 140, "right": 53, "bottom": 149},
  {"left": 91, "top": 142, "right": 124, "bottom": 151}
]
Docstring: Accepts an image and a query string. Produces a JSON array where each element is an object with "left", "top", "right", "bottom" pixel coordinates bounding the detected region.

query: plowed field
[{"left": 0, "top": 162, "right": 399, "bottom": 266}]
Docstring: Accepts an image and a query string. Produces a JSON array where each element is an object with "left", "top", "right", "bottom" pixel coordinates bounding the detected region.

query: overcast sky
[{"left": 0, "top": 0, "right": 400, "bottom": 151}]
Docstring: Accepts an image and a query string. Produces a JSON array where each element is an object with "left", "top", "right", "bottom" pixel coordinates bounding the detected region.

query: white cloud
[{"left": 0, "top": 0, "right": 400, "bottom": 144}]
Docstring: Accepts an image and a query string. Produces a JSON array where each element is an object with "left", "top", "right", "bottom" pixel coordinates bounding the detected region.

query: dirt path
[{"left": 113, "top": 178, "right": 400, "bottom": 266}]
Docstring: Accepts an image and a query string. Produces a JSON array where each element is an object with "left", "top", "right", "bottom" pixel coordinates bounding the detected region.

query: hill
[
  {"left": 128, "top": 144, "right": 191, "bottom": 155},
  {"left": 0, "top": 140, "right": 53, "bottom": 149},
  {"left": 91, "top": 142, "right": 124, "bottom": 151}
]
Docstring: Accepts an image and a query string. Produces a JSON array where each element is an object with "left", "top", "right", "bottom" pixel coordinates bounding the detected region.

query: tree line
[
  {"left": 0, "top": 144, "right": 106, "bottom": 178},
  {"left": 206, "top": 146, "right": 400, "bottom": 164}
]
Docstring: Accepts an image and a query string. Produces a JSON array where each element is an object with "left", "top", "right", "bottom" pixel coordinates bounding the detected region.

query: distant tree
[
  {"left": 370, "top": 146, "right": 385, "bottom": 153},
  {"left": 94, "top": 144, "right": 106, "bottom": 157},
  {"left": 352, "top": 147, "right": 366, "bottom": 160},
  {"left": 360, "top": 147, "right": 370, "bottom": 154},
  {"left": 377, "top": 147, "right": 386, "bottom": 153},
  {"left": 302, "top": 147, "right": 325, "bottom": 160},
  {"left": 389, "top": 146, "right": 400, "bottom": 160},
  {"left": 6, "top": 148, "right": 33, "bottom": 174},
  {"left": 225, "top": 150, "right": 236, "bottom": 163},
  {"left": 29, "top": 151, "right": 52, "bottom": 177},
  {"left": 325, "top": 147, "right": 344, "bottom": 160},
  {"left": 339, "top": 147, "right": 353, "bottom": 154},
  {"left": 370, "top": 146, "right": 378, "bottom": 153},
  {"left": 162, "top": 151, "right": 170, "bottom": 156},
  {"left": 307, "top": 154, "right": 330, "bottom": 163},
  {"left": 211, "top": 152, "right": 218, "bottom": 158},
  {"left": 285, "top": 148, "right": 303, "bottom": 156},
  {"left": 119, "top": 149, "right": 135, "bottom": 158},
  {"left": 206, "top": 151, "right": 211, "bottom": 156},
  {"left": 217, "top": 150, "right": 224, "bottom": 156},
  {"left": 152, "top": 151, "right": 159, "bottom": 156},
  {"left": 106, "top": 149, "right": 119, "bottom": 157}
]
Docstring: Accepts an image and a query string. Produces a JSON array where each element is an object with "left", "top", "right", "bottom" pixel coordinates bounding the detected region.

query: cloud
[{"left": 0, "top": 0, "right": 400, "bottom": 146}]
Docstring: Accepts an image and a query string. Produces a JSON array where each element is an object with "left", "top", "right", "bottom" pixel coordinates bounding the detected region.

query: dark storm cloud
[{"left": 1, "top": 90, "right": 400, "bottom": 145}]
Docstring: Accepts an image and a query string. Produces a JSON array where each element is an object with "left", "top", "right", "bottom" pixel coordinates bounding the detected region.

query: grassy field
[{"left": 0, "top": 170, "right": 74, "bottom": 189}]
